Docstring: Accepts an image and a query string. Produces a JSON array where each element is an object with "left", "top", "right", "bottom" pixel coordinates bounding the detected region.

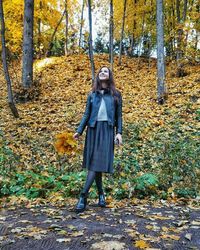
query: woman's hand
[
  {"left": 115, "top": 133, "right": 122, "bottom": 145},
  {"left": 73, "top": 132, "right": 80, "bottom": 140}
]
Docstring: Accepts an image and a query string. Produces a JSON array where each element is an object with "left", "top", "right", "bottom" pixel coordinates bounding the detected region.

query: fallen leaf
[
  {"left": 185, "top": 233, "right": 192, "bottom": 241},
  {"left": 135, "top": 240, "right": 150, "bottom": 249},
  {"left": 161, "top": 234, "right": 180, "bottom": 240},
  {"left": 56, "top": 238, "right": 71, "bottom": 242},
  {"left": 91, "top": 240, "right": 126, "bottom": 250}
]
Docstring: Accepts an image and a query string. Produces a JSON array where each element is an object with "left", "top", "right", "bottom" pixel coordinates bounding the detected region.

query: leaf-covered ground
[
  {"left": 0, "top": 55, "right": 200, "bottom": 249},
  {"left": 0, "top": 54, "right": 199, "bottom": 169},
  {"left": 0, "top": 197, "right": 200, "bottom": 249}
]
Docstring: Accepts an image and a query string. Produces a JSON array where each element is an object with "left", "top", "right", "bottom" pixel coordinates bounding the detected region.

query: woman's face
[{"left": 99, "top": 67, "right": 109, "bottom": 81}]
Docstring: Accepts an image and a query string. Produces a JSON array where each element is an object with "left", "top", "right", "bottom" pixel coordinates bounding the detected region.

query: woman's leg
[
  {"left": 76, "top": 170, "right": 96, "bottom": 212},
  {"left": 81, "top": 170, "right": 96, "bottom": 194},
  {"left": 95, "top": 172, "right": 103, "bottom": 194},
  {"left": 95, "top": 172, "right": 106, "bottom": 207}
]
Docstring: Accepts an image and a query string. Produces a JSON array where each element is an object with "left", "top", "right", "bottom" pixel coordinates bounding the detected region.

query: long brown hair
[{"left": 91, "top": 66, "right": 119, "bottom": 102}]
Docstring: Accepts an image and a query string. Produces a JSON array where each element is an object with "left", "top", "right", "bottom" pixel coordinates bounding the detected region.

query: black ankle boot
[
  {"left": 98, "top": 192, "right": 106, "bottom": 207},
  {"left": 75, "top": 192, "right": 88, "bottom": 213}
]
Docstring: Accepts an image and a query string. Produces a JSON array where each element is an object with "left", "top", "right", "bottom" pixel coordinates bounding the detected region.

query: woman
[{"left": 73, "top": 66, "right": 123, "bottom": 213}]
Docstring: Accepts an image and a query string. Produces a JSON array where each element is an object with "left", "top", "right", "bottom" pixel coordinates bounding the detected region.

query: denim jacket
[{"left": 76, "top": 89, "right": 122, "bottom": 135}]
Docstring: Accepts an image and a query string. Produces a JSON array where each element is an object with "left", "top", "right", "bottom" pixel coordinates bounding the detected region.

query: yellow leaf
[
  {"left": 122, "top": 183, "right": 129, "bottom": 189},
  {"left": 120, "top": 172, "right": 126, "bottom": 177},
  {"left": 161, "top": 226, "right": 169, "bottom": 232},
  {"left": 54, "top": 131, "right": 78, "bottom": 155},
  {"left": 161, "top": 234, "right": 180, "bottom": 240},
  {"left": 135, "top": 240, "right": 150, "bottom": 249}
]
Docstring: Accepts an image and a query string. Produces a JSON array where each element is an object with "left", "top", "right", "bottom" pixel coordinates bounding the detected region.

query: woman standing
[{"left": 73, "top": 66, "right": 123, "bottom": 213}]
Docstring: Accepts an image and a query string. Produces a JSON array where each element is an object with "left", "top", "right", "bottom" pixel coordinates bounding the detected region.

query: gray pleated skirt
[{"left": 82, "top": 121, "right": 115, "bottom": 174}]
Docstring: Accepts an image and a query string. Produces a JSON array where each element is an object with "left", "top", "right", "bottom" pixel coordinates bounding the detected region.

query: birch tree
[
  {"left": 109, "top": 0, "right": 114, "bottom": 70},
  {"left": 176, "top": 0, "right": 188, "bottom": 76},
  {"left": 0, "top": 0, "right": 19, "bottom": 117},
  {"left": 156, "top": 0, "right": 166, "bottom": 104},
  {"left": 22, "top": 0, "right": 34, "bottom": 88},
  {"left": 79, "top": 0, "right": 85, "bottom": 51},
  {"left": 64, "top": 0, "right": 69, "bottom": 55},
  {"left": 118, "top": 0, "right": 127, "bottom": 65},
  {"left": 88, "top": 0, "right": 95, "bottom": 83}
]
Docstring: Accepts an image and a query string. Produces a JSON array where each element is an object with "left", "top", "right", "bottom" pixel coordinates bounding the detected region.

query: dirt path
[{"left": 0, "top": 198, "right": 200, "bottom": 250}]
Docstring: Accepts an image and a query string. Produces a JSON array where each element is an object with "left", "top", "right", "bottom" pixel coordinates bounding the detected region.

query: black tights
[{"left": 81, "top": 170, "right": 103, "bottom": 195}]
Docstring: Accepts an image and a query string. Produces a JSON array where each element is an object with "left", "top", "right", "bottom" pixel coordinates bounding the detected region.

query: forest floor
[
  {"left": 0, "top": 197, "right": 200, "bottom": 250},
  {"left": 0, "top": 55, "right": 200, "bottom": 249},
  {"left": 0, "top": 54, "right": 199, "bottom": 169}
]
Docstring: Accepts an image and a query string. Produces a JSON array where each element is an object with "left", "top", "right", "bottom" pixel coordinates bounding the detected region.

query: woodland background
[{"left": 0, "top": 0, "right": 200, "bottom": 202}]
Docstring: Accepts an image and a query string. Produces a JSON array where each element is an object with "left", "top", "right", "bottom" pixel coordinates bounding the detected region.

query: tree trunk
[
  {"left": 182, "top": 0, "right": 188, "bottom": 54},
  {"left": 64, "top": 0, "right": 69, "bottom": 55},
  {"left": 167, "top": 2, "right": 175, "bottom": 60},
  {"left": 156, "top": 0, "right": 166, "bottom": 104},
  {"left": 118, "top": 0, "right": 127, "bottom": 65},
  {"left": 176, "top": 0, "right": 188, "bottom": 76},
  {"left": 37, "top": 0, "right": 42, "bottom": 59},
  {"left": 194, "top": 4, "right": 200, "bottom": 59},
  {"left": 171, "top": 0, "right": 176, "bottom": 59},
  {"left": 129, "top": 0, "right": 137, "bottom": 57},
  {"left": 176, "top": 0, "right": 182, "bottom": 62},
  {"left": 194, "top": 32, "right": 199, "bottom": 51},
  {"left": 183, "top": 0, "right": 188, "bottom": 21},
  {"left": 79, "top": 0, "right": 85, "bottom": 51},
  {"left": 130, "top": 33, "right": 134, "bottom": 57},
  {"left": 148, "top": 0, "right": 154, "bottom": 68},
  {"left": 0, "top": 0, "right": 19, "bottom": 118},
  {"left": 88, "top": 0, "right": 95, "bottom": 83},
  {"left": 137, "top": 0, "right": 146, "bottom": 68},
  {"left": 22, "top": 0, "right": 34, "bottom": 88},
  {"left": 46, "top": 10, "right": 66, "bottom": 57},
  {"left": 109, "top": 0, "right": 114, "bottom": 71}
]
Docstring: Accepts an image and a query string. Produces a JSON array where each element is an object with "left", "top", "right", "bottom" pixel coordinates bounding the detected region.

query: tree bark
[
  {"left": 156, "top": 0, "right": 166, "bottom": 104},
  {"left": 79, "top": 0, "right": 85, "bottom": 51},
  {"left": 194, "top": 32, "right": 199, "bottom": 51},
  {"left": 22, "top": 0, "right": 34, "bottom": 88},
  {"left": 148, "top": 0, "right": 154, "bottom": 68},
  {"left": 0, "top": 0, "right": 19, "bottom": 118},
  {"left": 183, "top": 0, "right": 188, "bottom": 21},
  {"left": 118, "top": 0, "right": 127, "bottom": 65},
  {"left": 182, "top": 0, "right": 189, "bottom": 52},
  {"left": 194, "top": 4, "right": 200, "bottom": 59},
  {"left": 138, "top": 7, "right": 145, "bottom": 67},
  {"left": 37, "top": 0, "right": 42, "bottom": 59},
  {"left": 64, "top": 0, "right": 69, "bottom": 55},
  {"left": 109, "top": 0, "right": 114, "bottom": 71},
  {"left": 88, "top": 0, "right": 95, "bottom": 83},
  {"left": 167, "top": 1, "right": 175, "bottom": 60},
  {"left": 176, "top": 0, "right": 188, "bottom": 76},
  {"left": 130, "top": 0, "right": 137, "bottom": 57},
  {"left": 171, "top": 0, "right": 176, "bottom": 60}
]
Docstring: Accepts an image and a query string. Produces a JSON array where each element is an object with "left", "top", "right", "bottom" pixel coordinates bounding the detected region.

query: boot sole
[
  {"left": 98, "top": 203, "right": 106, "bottom": 207},
  {"left": 75, "top": 208, "right": 86, "bottom": 213}
]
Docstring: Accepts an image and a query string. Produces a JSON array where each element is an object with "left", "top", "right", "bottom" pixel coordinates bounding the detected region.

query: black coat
[{"left": 76, "top": 89, "right": 122, "bottom": 135}]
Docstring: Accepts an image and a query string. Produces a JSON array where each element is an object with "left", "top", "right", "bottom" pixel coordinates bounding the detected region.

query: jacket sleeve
[
  {"left": 115, "top": 92, "right": 122, "bottom": 135},
  {"left": 76, "top": 92, "right": 92, "bottom": 135}
]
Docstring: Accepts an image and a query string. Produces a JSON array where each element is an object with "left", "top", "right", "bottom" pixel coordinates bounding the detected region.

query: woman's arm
[
  {"left": 115, "top": 92, "right": 123, "bottom": 145},
  {"left": 115, "top": 92, "right": 122, "bottom": 135},
  {"left": 76, "top": 92, "right": 92, "bottom": 136}
]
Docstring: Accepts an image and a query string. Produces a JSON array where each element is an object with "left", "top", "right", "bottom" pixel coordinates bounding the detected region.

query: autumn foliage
[
  {"left": 0, "top": 54, "right": 199, "bottom": 200},
  {"left": 54, "top": 131, "right": 78, "bottom": 155}
]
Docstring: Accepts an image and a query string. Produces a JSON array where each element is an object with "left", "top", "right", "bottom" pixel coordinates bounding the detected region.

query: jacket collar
[{"left": 96, "top": 88, "right": 111, "bottom": 94}]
